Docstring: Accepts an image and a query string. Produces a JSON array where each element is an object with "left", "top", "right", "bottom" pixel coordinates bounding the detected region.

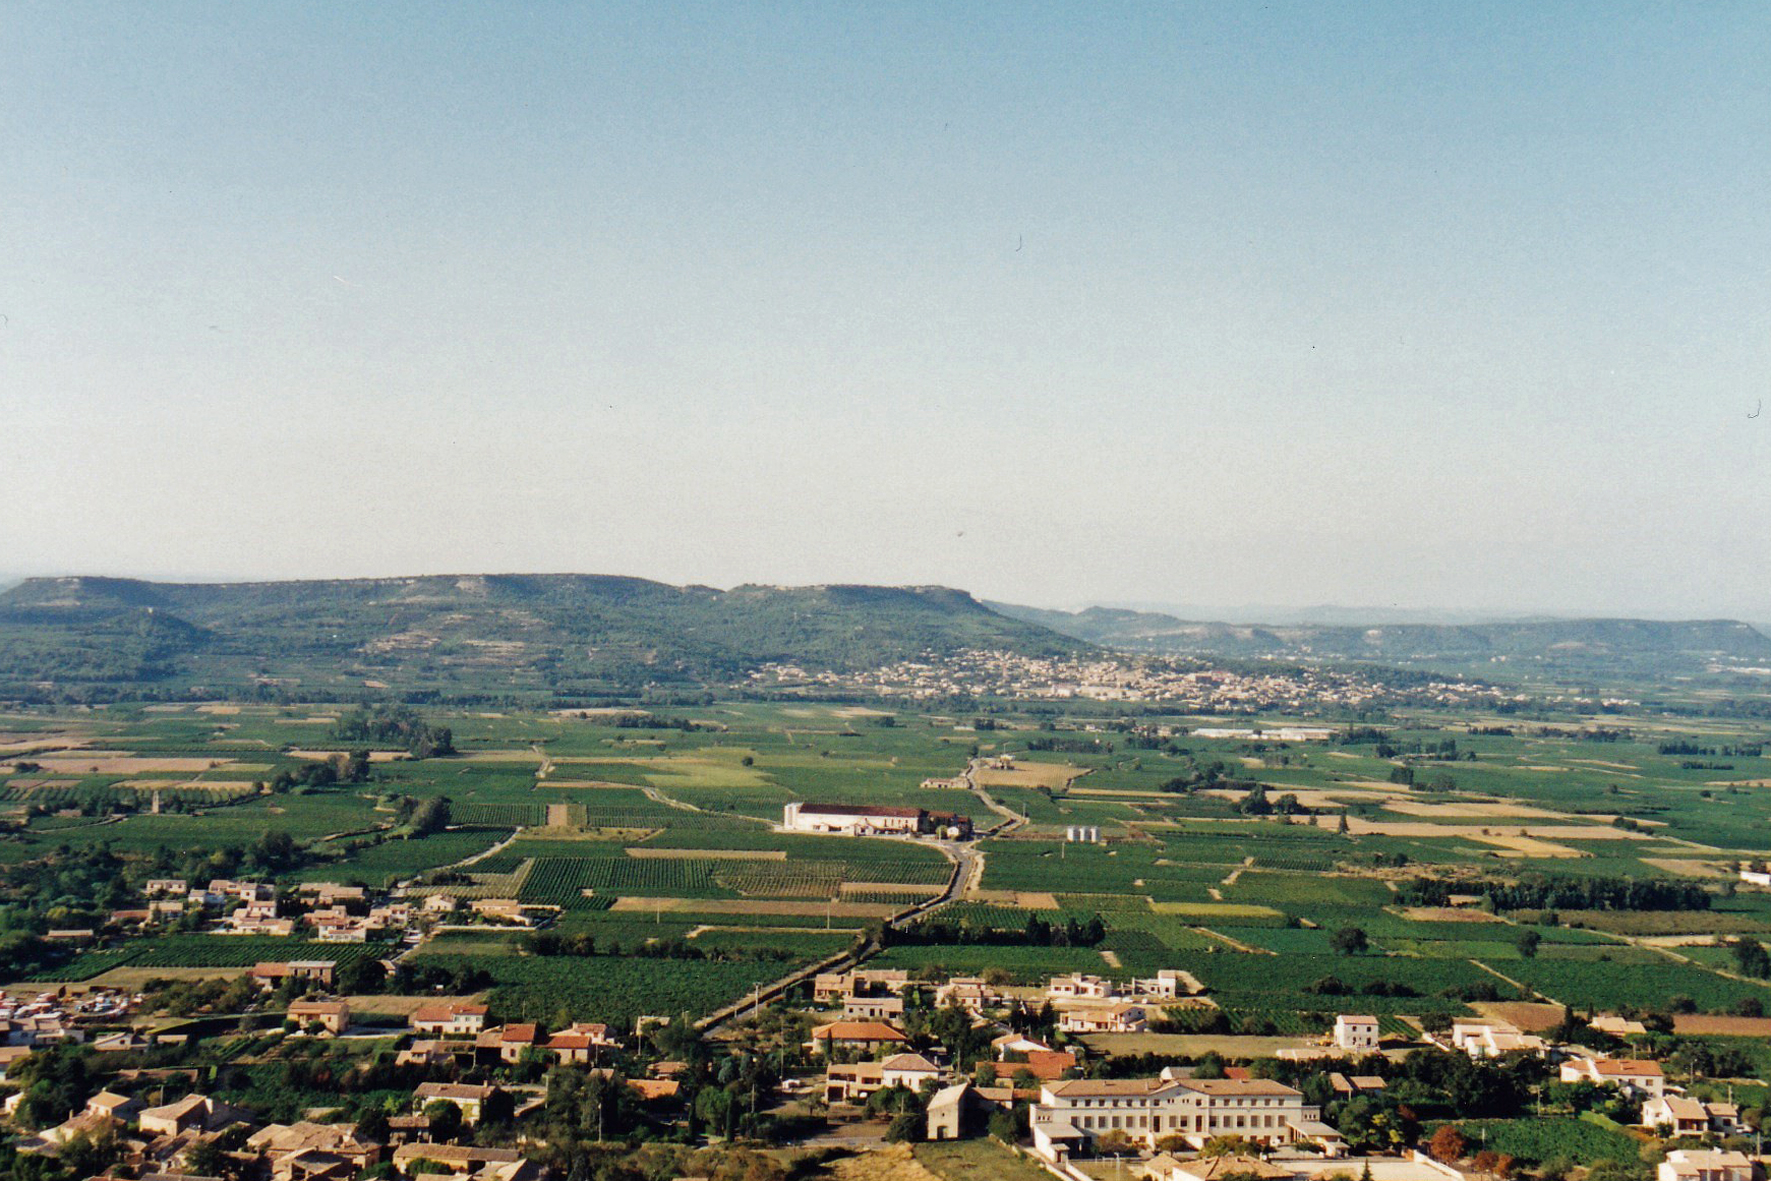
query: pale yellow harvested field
[
  {"left": 1398, "top": 906, "right": 1505, "bottom": 923},
  {"left": 1643, "top": 858, "right": 1733, "bottom": 879},
  {"left": 626, "top": 847, "right": 784, "bottom": 861},
  {"left": 1013, "top": 891, "right": 1060, "bottom": 909},
  {"left": 609, "top": 897, "right": 896, "bottom": 918},
  {"left": 1712, "top": 778, "right": 1771, "bottom": 788},
  {"left": 287, "top": 749, "right": 408, "bottom": 763},
  {"left": 464, "top": 750, "right": 545, "bottom": 763},
  {"left": 976, "top": 763, "right": 1086, "bottom": 791},
  {"left": 1210, "top": 787, "right": 1399, "bottom": 811},
  {"left": 1384, "top": 800, "right": 1567, "bottom": 820},
  {"left": 0, "top": 736, "right": 88, "bottom": 753},
  {"left": 114, "top": 779, "right": 259, "bottom": 793},
  {"left": 1478, "top": 835, "right": 1583, "bottom": 858},
  {"left": 1569, "top": 759, "right": 1642, "bottom": 771},
  {"left": 1471, "top": 1001, "right": 1564, "bottom": 1031},
  {"left": 840, "top": 882, "right": 942, "bottom": 896},
  {"left": 33, "top": 754, "right": 234, "bottom": 774},
  {"left": 196, "top": 704, "right": 241, "bottom": 715},
  {"left": 1333, "top": 816, "right": 1642, "bottom": 841},
  {"left": 1069, "top": 787, "right": 1169, "bottom": 799}
]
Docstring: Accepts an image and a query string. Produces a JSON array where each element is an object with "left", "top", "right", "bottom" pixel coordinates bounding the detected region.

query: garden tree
[
  {"left": 423, "top": 1099, "right": 463, "bottom": 1144},
  {"left": 1094, "top": 1129, "right": 1137, "bottom": 1155},
  {"left": 988, "top": 1106, "right": 1021, "bottom": 1143},
  {"left": 926, "top": 1002, "right": 992, "bottom": 1067},
  {"left": 1584, "top": 1159, "right": 1651, "bottom": 1181},
  {"left": 1193, "top": 1050, "right": 1228, "bottom": 1079},
  {"left": 1427, "top": 1125, "right": 1468, "bottom": 1163},
  {"left": 1331, "top": 926, "right": 1370, "bottom": 955},
  {"left": 1516, "top": 929, "right": 1541, "bottom": 959},
  {"left": 1334, "top": 1096, "right": 1412, "bottom": 1153},
  {"left": 885, "top": 1110, "right": 925, "bottom": 1142},
  {"left": 1201, "top": 1134, "right": 1257, "bottom": 1157},
  {"left": 9, "top": 1043, "right": 94, "bottom": 1129},
  {"left": 973, "top": 1061, "right": 998, "bottom": 1087},
  {"left": 1729, "top": 936, "right": 1771, "bottom": 978}
]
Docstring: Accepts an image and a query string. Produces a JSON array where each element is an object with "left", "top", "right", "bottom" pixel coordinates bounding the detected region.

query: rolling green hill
[{"left": 0, "top": 575, "right": 1087, "bottom": 700}]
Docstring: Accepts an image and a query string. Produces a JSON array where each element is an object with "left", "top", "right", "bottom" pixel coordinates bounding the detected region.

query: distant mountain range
[
  {"left": 0, "top": 574, "right": 1084, "bottom": 699},
  {"left": 3, "top": 573, "right": 1766, "bottom": 703},
  {"left": 987, "top": 601, "right": 1771, "bottom": 672}
]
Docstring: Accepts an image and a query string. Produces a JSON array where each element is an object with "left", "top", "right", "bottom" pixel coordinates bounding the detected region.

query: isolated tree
[
  {"left": 1516, "top": 930, "right": 1541, "bottom": 959},
  {"left": 1428, "top": 1125, "right": 1467, "bottom": 1163},
  {"left": 1331, "top": 926, "right": 1370, "bottom": 956}
]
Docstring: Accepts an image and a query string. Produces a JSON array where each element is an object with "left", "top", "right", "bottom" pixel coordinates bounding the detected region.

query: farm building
[
  {"left": 782, "top": 802, "right": 972, "bottom": 838},
  {"left": 1334, "top": 1015, "right": 1380, "bottom": 1051},
  {"left": 1560, "top": 1055, "right": 1665, "bottom": 1097}
]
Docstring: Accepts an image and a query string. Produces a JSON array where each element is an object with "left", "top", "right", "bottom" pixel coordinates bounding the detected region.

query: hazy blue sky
[{"left": 4, "top": 4, "right": 1768, "bottom": 617}]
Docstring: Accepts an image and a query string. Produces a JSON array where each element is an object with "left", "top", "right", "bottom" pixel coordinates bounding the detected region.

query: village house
[
  {"left": 145, "top": 879, "right": 189, "bottom": 897},
  {"left": 250, "top": 960, "right": 337, "bottom": 990},
  {"left": 925, "top": 1081, "right": 983, "bottom": 1141},
  {"left": 806, "top": 1020, "right": 911, "bottom": 1055},
  {"left": 1132, "top": 970, "right": 1193, "bottom": 999},
  {"left": 411, "top": 1002, "right": 490, "bottom": 1037},
  {"left": 841, "top": 993, "right": 906, "bottom": 1021},
  {"left": 414, "top": 1081, "right": 499, "bottom": 1125},
  {"left": 543, "top": 1023, "right": 620, "bottom": 1064},
  {"left": 1658, "top": 1150, "right": 1756, "bottom": 1181},
  {"left": 813, "top": 968, "right": 910, "bottom": 1001},
  {"left": 470, "top": 898, "right": 531, "bottom": 924},
  {"left": 1334, "top": 1015, "right": 1381, "bottom": 1051},
  {"left": 286, "top": 1000, "right": 350, "bottom": 1036},
  {"left": 1058, "top": 1002, "right": 1148, "bottom": 1034},
  {"left": 246, "top": 1121, "right": 383, "bottom": 1178},
  {"left": 1047, "top": 973, "right": 1118, "bottom": 1002},
  {"left": 1448, "top": 1020, "right": 1546, "bottom": 1059},
  {"left": 1641, "top": 1095, "right": 1746, "bottom": 1136},
  {"left": 479, "top": 1022, "right": 541, "bottom": 1063},
  {"left": 998, "top": 1049, "right": 1079, "bottom": 1083},
  {"left": 139, "top": 1093, "right": 240, "bottom": 1137},
  {"left": 1560, "top": 1056, "right": 1665, "bottom": 1098},
  {"left": 391, "top": 1143, "right": 542, "bottom": 1181},
  {"left": 933, "top": 976, "right": 1003, "bottom": 1014}
]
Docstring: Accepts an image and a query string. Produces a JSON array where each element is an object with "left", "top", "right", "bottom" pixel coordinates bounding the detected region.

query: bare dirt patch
[
  {"left": 1673, "top": 1014, "right": 1771, "bottom": 1036},
  {"left": 824, "top": 1144, "right": 941, "bottom": 1181}
]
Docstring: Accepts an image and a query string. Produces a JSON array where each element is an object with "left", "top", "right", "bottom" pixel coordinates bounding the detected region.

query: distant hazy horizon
[
  {"left": 6, "top": 6, "right": 1768, "bottom": 619},
  {"left": 7, "top": 567, "right": 1771, "bottom": 630}
]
